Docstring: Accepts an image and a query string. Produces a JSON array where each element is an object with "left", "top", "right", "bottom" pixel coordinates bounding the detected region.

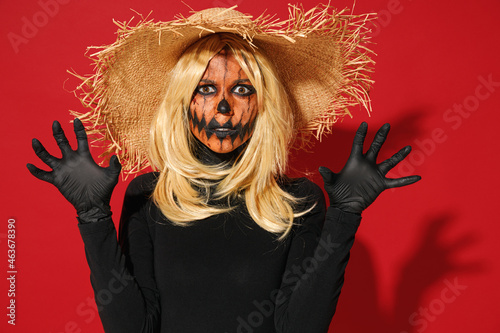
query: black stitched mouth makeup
[{"left": 206, "top": 118, "right": 236, "bottom": 139}]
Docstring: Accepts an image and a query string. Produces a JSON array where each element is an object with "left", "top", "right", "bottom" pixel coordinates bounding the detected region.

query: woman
[{"left": 27, "top": 6, "right": 420, "bottom": 333}]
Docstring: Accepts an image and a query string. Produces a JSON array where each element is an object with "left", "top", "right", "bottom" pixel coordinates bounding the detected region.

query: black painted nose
[{"left": 217, "top": 99, "right": 231, "bottom": 114}]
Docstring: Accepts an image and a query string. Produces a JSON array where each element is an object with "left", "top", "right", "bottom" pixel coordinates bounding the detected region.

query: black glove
[
  {"left": 27, "top": 119, "right": 121, "bottom": 219},
  {"left": 319, "top": 122, "right": 421, "bottom": 214}
]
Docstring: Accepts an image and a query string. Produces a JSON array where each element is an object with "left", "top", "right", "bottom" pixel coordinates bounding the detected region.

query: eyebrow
[
  {"left": 199, "top": 79, "right": 216, "bottom": 85},
  {"left": 233, "top": 79, "right": 252, "bottom": 84},
  {"left": 198, "top": 79, "right": 253, "bottom": 85}
]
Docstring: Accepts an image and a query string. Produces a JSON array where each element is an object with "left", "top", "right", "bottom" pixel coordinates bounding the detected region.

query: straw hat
[{"left": 71, "top": 4, "right": 375, "bottom": 174}]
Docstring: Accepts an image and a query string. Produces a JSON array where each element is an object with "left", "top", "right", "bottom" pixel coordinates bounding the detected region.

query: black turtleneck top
[{"left": 77, "top": 144, "right": 361, "bottom": 333}]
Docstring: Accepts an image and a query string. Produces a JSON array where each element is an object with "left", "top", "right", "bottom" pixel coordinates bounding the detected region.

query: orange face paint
[{"left": 189, "top": 49, "right": 258, "bottom": 154}]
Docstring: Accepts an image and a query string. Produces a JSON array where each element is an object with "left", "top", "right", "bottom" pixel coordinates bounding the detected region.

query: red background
[{"left": 2, "top": 0, "right": 499, "bottom": 332}]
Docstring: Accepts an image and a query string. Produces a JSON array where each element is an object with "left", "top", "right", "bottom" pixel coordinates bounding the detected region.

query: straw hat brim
[{"left": 71, "top": 4, "right": 375, "bottom": 175}]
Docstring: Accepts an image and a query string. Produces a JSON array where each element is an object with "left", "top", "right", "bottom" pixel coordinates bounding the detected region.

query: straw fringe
[{"left": 69, "top": 4, "right": 375, "bottom": 175}]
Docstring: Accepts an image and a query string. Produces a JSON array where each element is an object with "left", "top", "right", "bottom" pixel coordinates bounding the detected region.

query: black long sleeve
[
  {"left": 78, "top": 173, "right": 360, "bottom": 333},
  {"left": 275, "top": 207, "right": 360, "bottom": 332},
  {"left": 78, "top": 174, "right": 160, "bottom": 333}
]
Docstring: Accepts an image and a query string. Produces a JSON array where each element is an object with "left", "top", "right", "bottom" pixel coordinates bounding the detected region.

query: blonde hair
[{"left": 149, "top": 33, "right": 312, "bottom": 239}]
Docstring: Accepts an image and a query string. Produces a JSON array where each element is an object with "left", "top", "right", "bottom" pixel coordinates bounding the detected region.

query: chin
[{"left": 206, "top": 137, "right": 244, "bottom": 154}]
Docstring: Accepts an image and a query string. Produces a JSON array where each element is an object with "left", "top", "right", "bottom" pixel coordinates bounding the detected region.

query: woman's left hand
[{"left": 319, "top": 122, "right": 421, "bottom": 214}]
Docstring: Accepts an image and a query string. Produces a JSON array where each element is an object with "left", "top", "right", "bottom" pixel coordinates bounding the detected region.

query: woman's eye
[
  {"left": 232, "top": 85, "right": 255, "bottom": 96},
  {"left": 196, "top": 85, "right": 216, "bottom": 95}
]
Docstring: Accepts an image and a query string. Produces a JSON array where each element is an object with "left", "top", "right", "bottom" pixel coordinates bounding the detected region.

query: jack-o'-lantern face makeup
[{"left": 188, "top": 49, "right": 258, "bottom": 154}]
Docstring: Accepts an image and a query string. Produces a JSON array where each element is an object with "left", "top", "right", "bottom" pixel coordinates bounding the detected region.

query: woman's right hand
[{"left": 27, "top": 119, "right": 121, "bottom": 215}]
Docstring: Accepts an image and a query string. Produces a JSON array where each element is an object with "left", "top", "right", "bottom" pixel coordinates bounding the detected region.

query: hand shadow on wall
[
  {"left": 289, "top": 109, "right": 483, "bottom": 332},
  {"left": 329, "top": 213, "right": 484, "bottom": 333},
  {"left": 289, "top": 108, "right": 428, "bottom": 180}
]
